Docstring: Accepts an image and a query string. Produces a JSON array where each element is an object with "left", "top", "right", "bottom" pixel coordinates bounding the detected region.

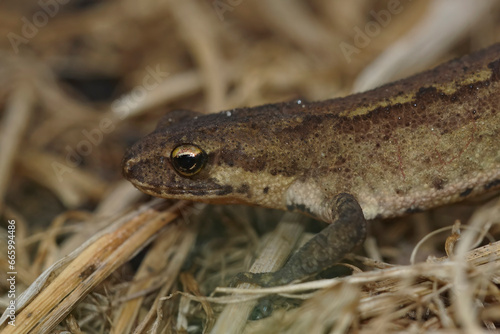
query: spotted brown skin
[{"left": 123, "top": 44, "right": 500, "bottom": 286}]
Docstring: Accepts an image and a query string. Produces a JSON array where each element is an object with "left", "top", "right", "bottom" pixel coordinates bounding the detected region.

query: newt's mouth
[{"left": 131, "top": 182, "right": 234, "bottom": 198}]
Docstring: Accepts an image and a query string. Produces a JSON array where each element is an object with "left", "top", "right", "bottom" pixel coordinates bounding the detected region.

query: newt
[{"left": 122, "top": 43, "right": 500, "bottom": 287}]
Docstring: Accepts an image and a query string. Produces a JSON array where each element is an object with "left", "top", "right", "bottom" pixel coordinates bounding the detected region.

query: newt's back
[{"left": 123, "top": 44, "right": 500, "bottom": 220}]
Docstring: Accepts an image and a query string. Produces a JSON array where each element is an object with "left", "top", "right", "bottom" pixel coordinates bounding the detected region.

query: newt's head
[{"left": 122, "top": 108, "right": 301, "bottom": 208}]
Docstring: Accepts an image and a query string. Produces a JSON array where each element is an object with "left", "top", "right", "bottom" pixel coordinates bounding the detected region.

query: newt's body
[{"left": 123, "top": 44, "right": 500, "bottom": 286}]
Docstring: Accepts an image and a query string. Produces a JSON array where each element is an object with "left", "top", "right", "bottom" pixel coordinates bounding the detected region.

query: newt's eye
[{"left": 170, "top": 144, "right": 207, "bottom": 176}]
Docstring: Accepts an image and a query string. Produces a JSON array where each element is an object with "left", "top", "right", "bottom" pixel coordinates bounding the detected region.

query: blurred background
[{"left": 0, "top": 0, "right": 499, "bottom": 332}]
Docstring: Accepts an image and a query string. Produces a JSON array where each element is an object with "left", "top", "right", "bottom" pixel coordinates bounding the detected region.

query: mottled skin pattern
[{"left": 123, "top": 44, "right": 500, "bottom": 286}]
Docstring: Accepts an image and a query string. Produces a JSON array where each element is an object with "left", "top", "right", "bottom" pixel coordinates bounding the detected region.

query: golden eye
[{"left": 170, "top": 144, "right": 207, "bottom": 176}]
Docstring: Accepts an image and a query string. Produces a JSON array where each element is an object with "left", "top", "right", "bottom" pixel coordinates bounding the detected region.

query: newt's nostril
[
  {"left": 121, "top": 150, "right": 136, "bottom": 179},
  {"left": 122, "top": 161, "right": 131, "bottom": 179}
]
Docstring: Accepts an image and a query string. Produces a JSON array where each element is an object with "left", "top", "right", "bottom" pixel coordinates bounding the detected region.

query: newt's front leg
[{"left": 234, "top": 193, "right": 367, "bottom": 287}]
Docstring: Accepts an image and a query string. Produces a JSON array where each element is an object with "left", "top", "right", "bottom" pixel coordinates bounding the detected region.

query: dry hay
[{"left": 0, "top": 1, "right": 499, "bottom": 333}]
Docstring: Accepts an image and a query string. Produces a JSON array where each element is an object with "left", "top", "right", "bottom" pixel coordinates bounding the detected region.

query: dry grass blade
[
  {"left": 166, "top": 0, "right": 227, "bottom": 112},
  {"left": 111, "top": 220, "right": 197, "bottom": 334},
  {"left": 0, "top": 200, "right": 189, "bottom": 333},
  {"left": 0, "top": 83, "right": 34, "bottom": 213},
  {"left": 18, "top": 149, "right": 107, "bottom": 208}
]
